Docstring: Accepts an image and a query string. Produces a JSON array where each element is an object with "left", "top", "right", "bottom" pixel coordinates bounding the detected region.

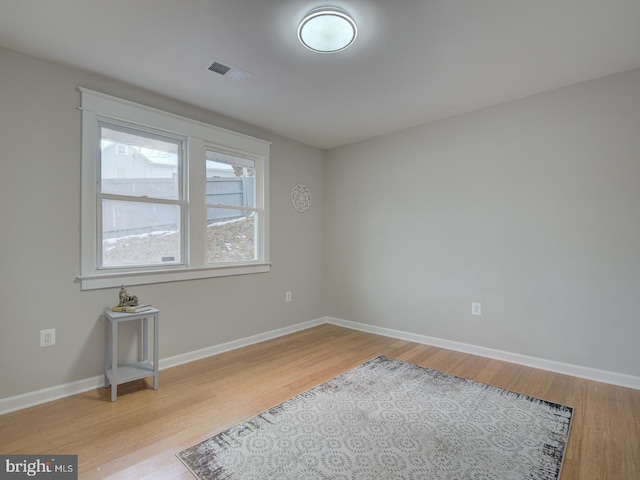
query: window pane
[
  {"left": 100, "top": 125, "right": 180, "bottom": 200},
  {"left": 206, "top": 209, "right": 256, "bottom": 263},
  {"left": 102, "top": 199, "right": 181, "bottom": 267},
  {"left": 206, "top": 149, "right": 255, "bottom": 209}
]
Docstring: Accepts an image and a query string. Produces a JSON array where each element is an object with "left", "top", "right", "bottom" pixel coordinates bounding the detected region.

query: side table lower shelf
[
  {"left": 104, "top": 308, "right": 160, "bottom": 402},
  {"left": 104, "top": 361, "right": 156, "bottom": 385}
]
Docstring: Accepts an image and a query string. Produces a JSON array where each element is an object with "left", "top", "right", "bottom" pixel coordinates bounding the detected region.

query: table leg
[
  {"left": 104, "top": 317, "right": 110, "bottom": 388},
  {"left": 153, "top": 313, "right": 159, "bottom": 390},
  {"left": 142, "top": 317, "right": 148, "bottom": 363},
  {"left": 111, "top": 319, "right": 118, "bottom": 402}
]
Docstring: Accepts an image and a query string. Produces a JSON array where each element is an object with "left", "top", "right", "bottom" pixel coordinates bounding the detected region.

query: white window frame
[{"left": 79, "top": 88, "right": 270, "bottom": 290}]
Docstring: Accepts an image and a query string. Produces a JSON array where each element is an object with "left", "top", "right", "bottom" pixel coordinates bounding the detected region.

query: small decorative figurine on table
[{"left": 117, "top": 285, "right": 139, "bottom": 307}]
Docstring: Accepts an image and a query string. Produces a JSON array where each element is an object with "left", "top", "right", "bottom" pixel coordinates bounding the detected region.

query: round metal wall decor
[{"left": 291, "top": 184, "right": 312, "bottom": 212}]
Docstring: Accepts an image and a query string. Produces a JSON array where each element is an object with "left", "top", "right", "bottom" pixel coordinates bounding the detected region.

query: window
[
  {"left": 99, "top": 122, "right": 185, "bottom": 268},
  {"left": 80, "top": 88, "right": 270, "bottom": 290},
  {"left": 205, "top": 148, "right": 258, "bottom": 264},
  {"left": 115, "top": 144, "right": 128, "bottom": 155}
]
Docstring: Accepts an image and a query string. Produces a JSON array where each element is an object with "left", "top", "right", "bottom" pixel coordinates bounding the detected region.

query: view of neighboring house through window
[{"left": 99, "top": 123, "right": 185, "bottom": 268}]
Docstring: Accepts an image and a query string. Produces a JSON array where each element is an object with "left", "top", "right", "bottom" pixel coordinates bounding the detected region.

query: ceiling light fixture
[{"left": 297, "top": 6, "right": 357, "bottom": 53}]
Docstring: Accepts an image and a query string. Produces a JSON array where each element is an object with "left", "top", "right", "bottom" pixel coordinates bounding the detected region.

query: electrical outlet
[
  {"left": 471, "top": 302, "right": 482, "bottom": 316},
  {"left": 285, "top": 291, "right": 292, "bottom": 302},
  {"left": 40, "top": 328, "right": 56, "bottom": 347}
]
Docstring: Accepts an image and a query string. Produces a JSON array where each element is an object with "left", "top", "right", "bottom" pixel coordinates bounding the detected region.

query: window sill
[{"left": 78, "top": 263, "right": 271, "bottom": 291}]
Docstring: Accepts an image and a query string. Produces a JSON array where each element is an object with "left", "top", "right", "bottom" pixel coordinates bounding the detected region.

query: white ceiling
[{"left": 1, "top": 0, "right": 640, "bottom": 149}]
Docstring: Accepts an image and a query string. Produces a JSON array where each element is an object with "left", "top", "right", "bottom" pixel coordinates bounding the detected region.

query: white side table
[{"left": 104, "top": 307, "right": 159, "bottom": 402}]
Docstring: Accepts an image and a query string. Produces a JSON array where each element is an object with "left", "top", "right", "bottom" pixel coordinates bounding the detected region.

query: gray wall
[
  {"left": 2, "top": 44, "right": 639, "bottom": 401},
  {"left": 324, "top": 68, "right": 640, "bottom": 377},
  {"left": 0, "top": 47, "right": 326, "bottom": 399}
]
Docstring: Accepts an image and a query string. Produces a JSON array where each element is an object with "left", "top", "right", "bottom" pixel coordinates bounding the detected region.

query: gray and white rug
[{"left": 178, "top": 355, "right": 573, "bottom": 479}]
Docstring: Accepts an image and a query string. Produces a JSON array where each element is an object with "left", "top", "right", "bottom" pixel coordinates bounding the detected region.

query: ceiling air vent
[{"left": 207, "top": 60, "right": 252, "bottom": 82}]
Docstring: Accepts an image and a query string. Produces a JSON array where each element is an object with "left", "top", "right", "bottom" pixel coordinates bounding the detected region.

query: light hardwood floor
[{"left": 1, "top": 324, "right": 639, "bottom": 479}]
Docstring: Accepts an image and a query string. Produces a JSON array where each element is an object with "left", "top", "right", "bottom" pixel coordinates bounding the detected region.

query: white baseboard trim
[
  {"left": 0, "top": 376, "right": 105, "bottom": 416},
  {"left": 0, "top": 318, "right": 325, "bottom": 415},
  {"left": 159, "top": 318, "right": 325, "bottom": 370},
  {"left": 325, "top": 316, "right": 640, "bottom": 391},
  {"left": 2, "top": 316, "right": 638, "bottom": 415}
]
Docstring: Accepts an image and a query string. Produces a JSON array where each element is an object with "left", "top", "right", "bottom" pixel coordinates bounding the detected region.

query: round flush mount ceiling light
[{"left": 297, "top": 6, "right": 358, "bottom": 53}]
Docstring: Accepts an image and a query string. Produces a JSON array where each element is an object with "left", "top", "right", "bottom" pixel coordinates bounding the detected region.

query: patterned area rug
[{"left": 178, "top": 356, "right": 573, "bottom": 479}]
